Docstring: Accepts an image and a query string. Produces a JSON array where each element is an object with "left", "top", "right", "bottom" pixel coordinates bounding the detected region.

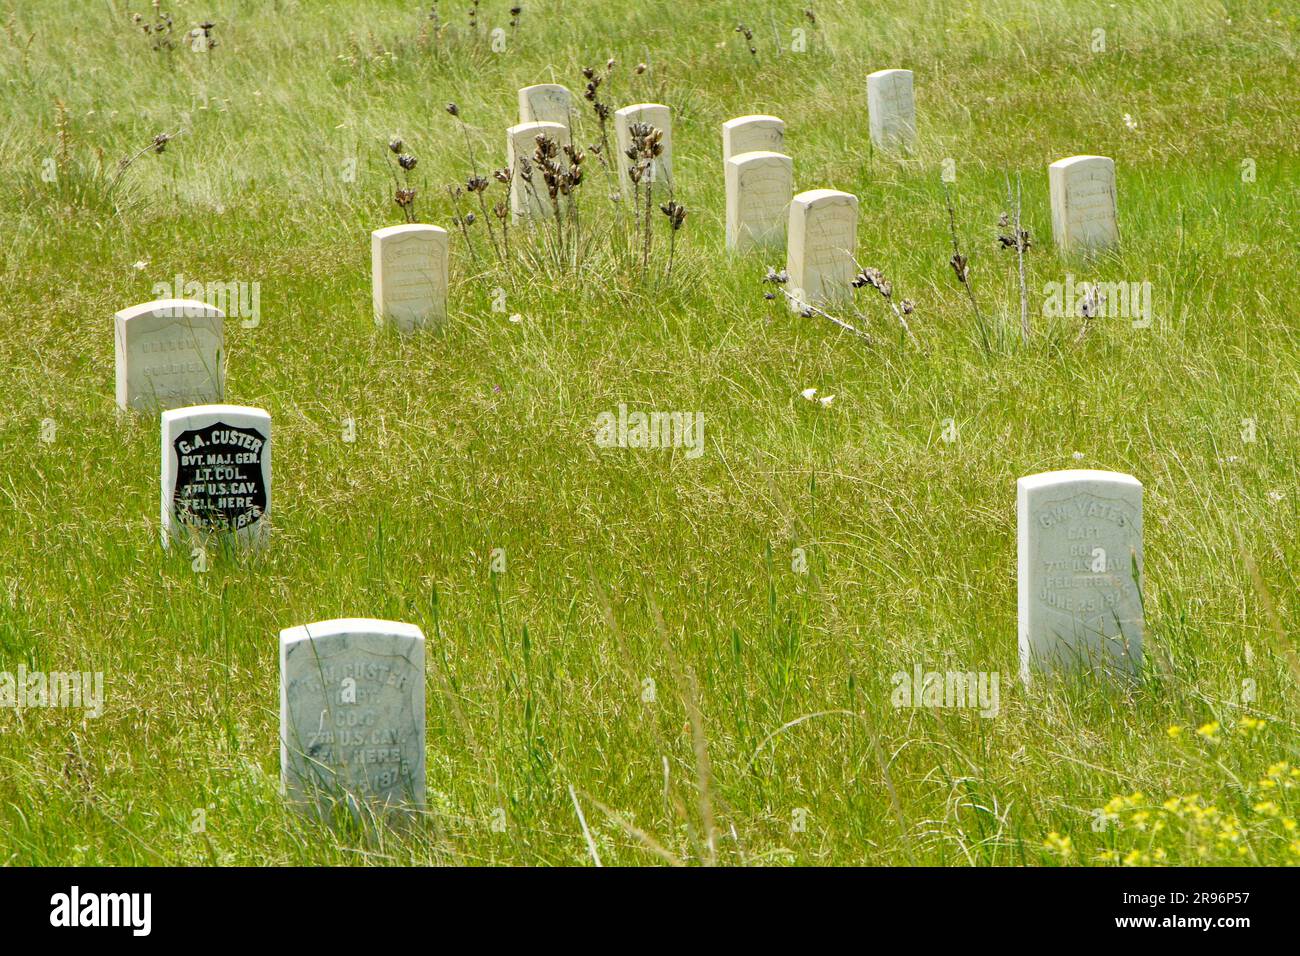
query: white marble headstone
[
  {"left": 867, "top": 69, "right": 916, "bottom": 151},
  {"left": 786, "top": 189, "right": 859, "bottom": 305},
  {"left": 518, "top": 83, "right": 574, "bottom": 126},
  {"left": 506, "top": 121, "right": 571, "bottom": 221},
  {"left": 1049, "top": 155, "right": 1118, "bottom": 255},
  {"left": 614, "top": 103, "right": 673, "bottom": 192},
  {"left": 115, "top": 299, "right": 224, "bottom": 412},
  {"left": 726, "top": 150, "right": 793, "bottom": 253},
  {"left": 280, "top": 618, "right": 426, "bottom": 818},
  {"left": 161, "top": 403, "right": 270, "bottom": 549},
  {"left": 370, "top": 224, "right": 449, "bottom": 332},
  {"left": 1018, "top": 470, "right": 1143, "bottom": 682},
  {"left": 721, "top": 115, "right": 785, "bottom": 162}
]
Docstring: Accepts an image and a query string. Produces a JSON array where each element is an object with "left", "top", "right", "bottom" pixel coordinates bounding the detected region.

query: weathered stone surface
[
  {"left": 786, "top": 188, "right": 858, "bottom": 305},
  {"left": 280, "top": 618, "right": 426, "bottom": 819},
  {"left": 115, "top": 299, "right": 224, "bottom": 412},
  {"left": 371, "top": 224, "right": 449, "bottom": 331},
  {"left": 1018, "top": 469, "right": 1143, "bottom": 682},
  {"left": 725, "top": 150, "right": 793, "bottom": 252}
]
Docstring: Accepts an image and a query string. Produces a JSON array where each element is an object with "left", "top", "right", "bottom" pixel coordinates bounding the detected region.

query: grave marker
[
  {"left": 506, "top": 120, "right": 571, "bottom": 221},
  {"left": 370, "top": 224, "right": 449, "bottom": 332},
  {"left": 726, "top": 150, "right": 793, "bottom": 252},
  {"left": 518, "top": 83, "right": 574, "bottom": 126},
  {"left": 614, "top": 103, "right": 673, "bottom": 193},
  {"left": 161, "top": 403, "right": 270, "bottom": 548},
  {"left": 1049, "top": 155, "right": 1119, "bottom": 254},
  {"left": 1018, "top": 469, "right": 1143, "bottom": 682},
  {"left": 721, "top": 114, "right": 785, "bottom": 162},
  {"left": 280, "top": 618, "right": 426, "bottom": 819},
  {"left": 115, "top": 299, "right": 224, "bottom": 412},
  {"left": 867, "top": 69, "right": 916, "bottom": 151},
  {"left": 787, "top": 189, "right": 858, "bottom": 305}
]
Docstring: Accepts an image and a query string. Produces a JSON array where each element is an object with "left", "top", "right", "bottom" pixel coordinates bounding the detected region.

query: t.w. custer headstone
[
  {"left": 371, "top": 224, "right": 449, "bottom": 332},
  {"left": 280, "top": 618, "right": 426, "bottom": 819},
  {"left": 518, "top": 83, "right": 574, "bottom": 126},
  {"left": 614, "top": 103, "right": 673, "bottom": 192},
  {"left": 726, "top": 150, "right": 793, "bottom": 252},
  {"left": 867, "top": 69, "right": 916, "bottom": 151},
  {"left": 115, "top": 299, "right": 224, "bottom": 412},
  {"left": 506, "top": 120, "right": 571, "bottom": 220},
  {"left": 787, "top": 189, "right": 858, "bottom": 305},
  {"left": 1049, "top": 155, "right": 1119, "bottom": 254},
  {"left": 1018, "top": 469, "right": 1143, "bottom": 682},
  {"left": 721, "top": 115, "right": 785, "bottom": 162},
  {"left": 161, "top": 404, "right": 270, "bottom": 548}
]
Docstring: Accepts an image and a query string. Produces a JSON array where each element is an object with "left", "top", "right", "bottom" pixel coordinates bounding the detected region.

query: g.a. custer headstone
[{"left": 161, "top": 403, "right": 270, "bottom": 548}]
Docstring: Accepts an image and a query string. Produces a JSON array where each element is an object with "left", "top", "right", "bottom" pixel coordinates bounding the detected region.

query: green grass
[{"left": 0, "top": 0, "right": 1297, "bottom": 865}]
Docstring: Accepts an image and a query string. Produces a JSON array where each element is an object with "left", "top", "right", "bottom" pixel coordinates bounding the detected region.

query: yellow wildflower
[{"left": 1044, "top": 832, "right": 1073, "bottom": 860}]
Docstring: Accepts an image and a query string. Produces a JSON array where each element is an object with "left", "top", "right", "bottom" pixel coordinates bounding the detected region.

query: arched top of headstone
[
  {"left": 867, "top": 67, "right": 913, "bottom": 80},
  {"left": 722, "top": 114, "right": 783, "bottom": 131},
  {"left": 280, "top": 617, "right": 425, "bottom": 648},
  {"left": 519, "top": 82, "right": 570, "bottom": 96},
  {"left": 722, "top": 116, "right": 787, "bottom": 161},
  {"left": 615, "top": 102, "right": 670, "bottom": 120},
  {"left": 161, "top": 402, "right": 268, "bottom": 425},
  {"left": 371, "top": 223, "right": 448, "bottom": 243},
  {"left": 726, "top": 149, "right": 792, "bottom": 168},
  {"left": 1018, "top": 469, "right": 1140, "bottom": 492},
  {"left": 507, "top": 120, "right": 567, "bottom": 135},
  {"left": 1048, "top": 154, "right": 1113, "bottom": 172},
  {"left": 117, "top": 298, "right": 225, "bottom": 322},
  {"left": 792, "top": 188, "right": 857, "bottom": 209},
  {"left": 518, "top": 84, "right": 573, "bottom": 125}
]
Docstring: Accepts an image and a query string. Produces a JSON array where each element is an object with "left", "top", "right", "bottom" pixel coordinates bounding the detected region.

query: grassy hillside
[{"left": 0, "top": 0, "right": 1297, "bottom": 865}]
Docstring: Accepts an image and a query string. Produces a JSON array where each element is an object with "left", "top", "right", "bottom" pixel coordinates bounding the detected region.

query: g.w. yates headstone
[{"left": 1017, "top": 469, "right": 1143, "bottom": 682}]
